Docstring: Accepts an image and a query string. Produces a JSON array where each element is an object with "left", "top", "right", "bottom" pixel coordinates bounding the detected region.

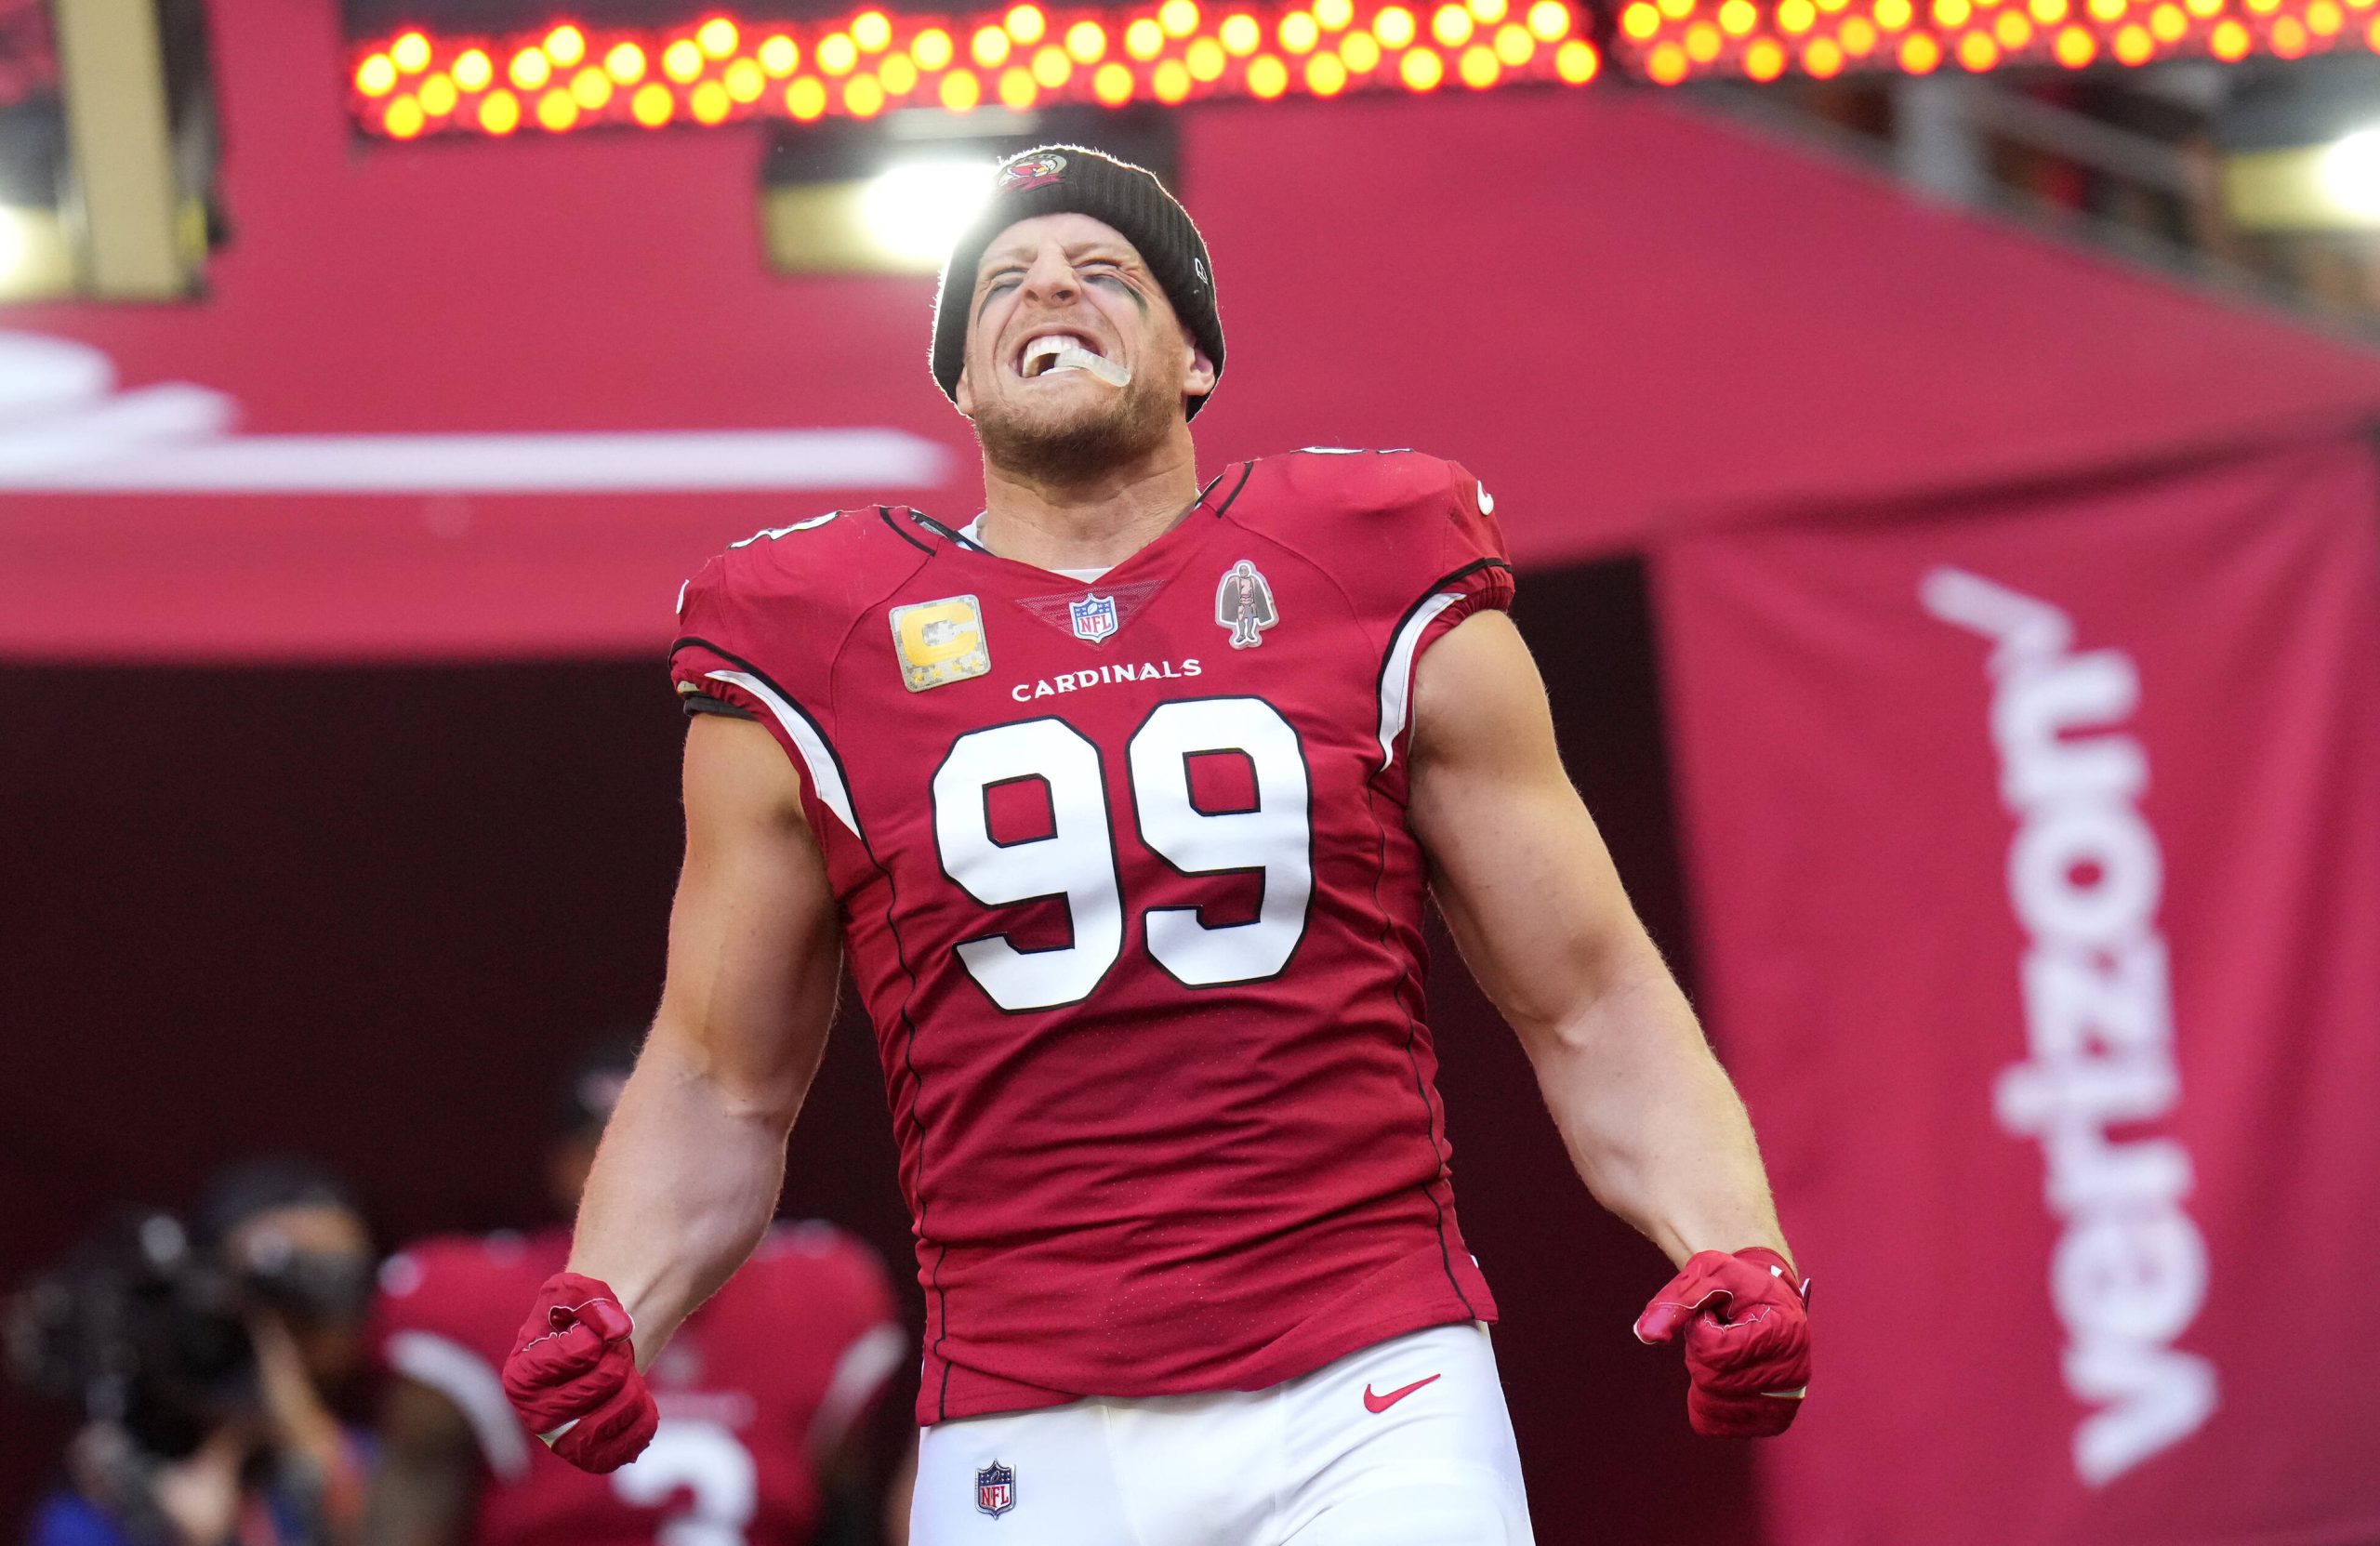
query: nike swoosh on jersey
[{"left": 1363, "top": 1374, "right": 1442, "bottom": 1413}]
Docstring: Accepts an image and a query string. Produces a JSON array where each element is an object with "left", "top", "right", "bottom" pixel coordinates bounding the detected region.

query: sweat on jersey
[{"left": 669, "top": 451, "right": 1514, "bottom": 1425}]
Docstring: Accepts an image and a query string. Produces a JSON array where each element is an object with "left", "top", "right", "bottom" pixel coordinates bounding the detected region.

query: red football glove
[
  {"left": 1633, "top": 1247, "right": 1811, "bottom": 1437},
  {"left": 499, "top": 1272, "right": 658, "bottom": 1473}
]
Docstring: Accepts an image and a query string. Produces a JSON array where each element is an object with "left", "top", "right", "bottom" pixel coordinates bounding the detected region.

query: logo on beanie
[{"left": 999, "top": 153, "right": 1066, "bottom": 192}]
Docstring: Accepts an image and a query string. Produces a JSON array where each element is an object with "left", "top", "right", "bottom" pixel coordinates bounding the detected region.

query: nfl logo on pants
[{"left": 975, "top": 1460, "right": 1016, "bottom": 1519}]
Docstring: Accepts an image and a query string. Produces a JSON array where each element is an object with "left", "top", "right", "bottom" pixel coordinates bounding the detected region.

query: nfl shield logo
[
  {"left": 1068, "top": 592, "right": 1118, "bottom": 642},
  {"left": 975, "top": 1460, "right": 1016, "bottom": 1519}
]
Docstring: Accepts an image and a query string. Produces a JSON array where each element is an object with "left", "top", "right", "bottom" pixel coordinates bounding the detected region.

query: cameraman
[
  {"left": 192, "top": 1159, "right": 379, "bottom": 1539},
  {"left": 12, "top": 1163, "right": 377, "bottom": 1546}
]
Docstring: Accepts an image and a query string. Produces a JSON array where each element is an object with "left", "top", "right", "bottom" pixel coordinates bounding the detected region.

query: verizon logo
[{"left": 1924, "top": 566, "right": 2217, "bottom": 1487}]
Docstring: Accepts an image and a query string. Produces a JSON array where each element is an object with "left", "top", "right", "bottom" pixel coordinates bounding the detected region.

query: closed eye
[{"left": 976, "top": 271, "right": 1025, "bottom": 318}]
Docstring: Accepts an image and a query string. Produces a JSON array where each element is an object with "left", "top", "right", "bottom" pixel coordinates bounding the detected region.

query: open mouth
[{"left": 1016, "top": 330, "right": 1130, "bottom": 387}]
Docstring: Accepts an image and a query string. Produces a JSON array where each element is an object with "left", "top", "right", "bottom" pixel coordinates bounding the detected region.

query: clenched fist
[
  {"left": 500, "top": 1272, "right": 658, "bottom": 1473},
  {"left": 1633, "top": 1247, "right": 1811, "bottom": 1437}
]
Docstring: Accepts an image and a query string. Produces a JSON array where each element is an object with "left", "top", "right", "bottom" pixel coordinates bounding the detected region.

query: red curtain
[{"left": 1654, "top": 433, "right": 2380, "bottom": 1545}]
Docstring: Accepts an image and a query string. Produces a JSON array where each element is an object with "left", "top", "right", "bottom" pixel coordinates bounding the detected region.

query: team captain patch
[
  {"left": 975, "top": 1460, "right": 1016, "bottom": 1518},
  {"left": 892, "top": 595, "right": 990, "bottom": 692}
]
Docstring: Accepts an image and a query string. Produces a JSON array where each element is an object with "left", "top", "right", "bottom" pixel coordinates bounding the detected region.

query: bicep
[
  {"left": 1407, "top": 612, "right": 1651, "bottom": 1043},
  {"left": 651, "top": 713, "right": 843, "bottom": 1120}
]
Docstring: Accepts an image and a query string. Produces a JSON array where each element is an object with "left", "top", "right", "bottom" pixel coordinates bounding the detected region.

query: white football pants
[{"left": 912, "top": 1322, "right": 1535, "bottom": 1546}]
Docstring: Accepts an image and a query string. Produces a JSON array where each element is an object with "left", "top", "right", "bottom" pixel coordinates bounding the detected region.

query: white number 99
[{"left": 932, "top": 698, "right": 1312, "bottom": 1011}]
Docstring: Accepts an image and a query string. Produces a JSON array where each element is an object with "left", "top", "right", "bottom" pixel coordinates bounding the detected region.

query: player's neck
[{"left": 976, "top": 434, "right": 1202, "bottom": 574}]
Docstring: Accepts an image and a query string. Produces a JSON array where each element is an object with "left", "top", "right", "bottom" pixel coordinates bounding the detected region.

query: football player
[
  {"left": 502, "top": 148, "right": 1810, "bottom": 1544},
  {"left": 370, "top": 1041, "right": 906, "bottom": 1546}
]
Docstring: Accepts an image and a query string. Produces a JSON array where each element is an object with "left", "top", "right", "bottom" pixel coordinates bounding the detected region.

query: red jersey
[
  {"left": 372, "top": 1224, "right": 901, "bottom": 1546},
  {"left": 669, "top": 451, "right": 1513, "bottom": 1424}
]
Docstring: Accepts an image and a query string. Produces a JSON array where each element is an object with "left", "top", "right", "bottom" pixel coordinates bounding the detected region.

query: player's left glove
[
  {"left": 499, "top": 1272, "right": 658, "bottom": 1473},
  {"left": 1633, "top": 1247, "right": 1811, "bottom": 1438}
]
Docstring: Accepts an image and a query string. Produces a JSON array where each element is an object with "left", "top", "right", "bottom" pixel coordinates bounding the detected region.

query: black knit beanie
[{"left": 932, "top": 145, "right": 1224, "bottom": 419}]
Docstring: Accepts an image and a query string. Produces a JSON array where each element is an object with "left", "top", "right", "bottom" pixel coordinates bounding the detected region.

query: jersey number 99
[{"left": 932, "top": 697, "right": 1314, "bottom": 1011}]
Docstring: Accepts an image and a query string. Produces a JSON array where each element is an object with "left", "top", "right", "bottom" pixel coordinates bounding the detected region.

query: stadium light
[
  {"left": 348, "top": 0, "right": 2380, "bottom": 127},
  {"left": 860, "top": 159, "right": 998, "bottom": 265},
  {"left": 2317, "top": 125, "right": 2380, "bottom": 218},
  {"left": 0, "top": 205, "right": 78, "bottom": 301},
  {"left": 0, "top": 208, "right": 29, "bottom": 289},
  {"left": 348, "top": 4, "right": 1598, "bottom": 136}
]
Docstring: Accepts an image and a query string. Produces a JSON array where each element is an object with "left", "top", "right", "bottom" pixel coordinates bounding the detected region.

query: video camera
[{"left": 6, "top": 1209, "right": 260, "bottom": 1460}]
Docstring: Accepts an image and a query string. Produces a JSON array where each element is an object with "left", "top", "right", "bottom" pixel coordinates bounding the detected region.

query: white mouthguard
[{"left": 1049, "top": 344, "right": 1131, "bottom": 388}]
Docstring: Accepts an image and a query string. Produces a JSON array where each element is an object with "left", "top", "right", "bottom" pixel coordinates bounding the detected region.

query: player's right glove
[
  {"left": 1633, "top": 1247, "right": 1811, "bottom": 1438},
  {"left": 499, "top": 1271, "right": 658, "bottom": 1473}
]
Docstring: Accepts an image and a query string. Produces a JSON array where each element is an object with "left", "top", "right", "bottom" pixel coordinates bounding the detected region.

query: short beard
[{"left": 975, "top": 367, "right": 1180, "bottom": 486}]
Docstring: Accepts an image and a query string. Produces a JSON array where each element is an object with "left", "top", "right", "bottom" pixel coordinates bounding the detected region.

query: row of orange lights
[
  {"left": 350, "top": 3, "right": 1597, "bottom": 137},
  {"left": 1611, "top": 0, "right": 2380, "bottom": 78},
  {"left": 355, "top": 0, "right": 2380, "bottom": 129}
]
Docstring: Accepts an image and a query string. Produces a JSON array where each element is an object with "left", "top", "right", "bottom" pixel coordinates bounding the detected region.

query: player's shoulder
[
  {"left": 375, "top": 1227, "right": 563, "bottom": 1319},
  {"left": 1226, "top": 450, "right": 1508, "bottom": 614},
  {"left": 1236, "top": 447, "right": 1486, "bottom": 520},
  {"left": 677, "top": 503, "right": 942, "bottom": 650}
]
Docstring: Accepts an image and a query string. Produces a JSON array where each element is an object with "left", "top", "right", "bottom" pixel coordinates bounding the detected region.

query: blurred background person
[
  {"left": 364, "top": 1038, "right": 908, "bottom": 1546},
  {"left": 8, "top": 1163, "right": 375, "bottom": 1546},
  {"left": 192, "top": 1158, "right": 382, "bottom": 1539}
]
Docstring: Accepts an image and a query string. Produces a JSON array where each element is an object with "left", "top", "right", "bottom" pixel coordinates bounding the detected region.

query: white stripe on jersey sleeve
[
  {"left": 706, "top": 668, "right": 861, "bottom": 838},
  {"left": 1376, "top": 591, "right": 1463, "bottom": 772},
  {"left": 804, "top": 1322, "right": 909, "bottom": 1462},
  {"left": 386, "top": 1329, "right": 534, "bottom": 1481}
]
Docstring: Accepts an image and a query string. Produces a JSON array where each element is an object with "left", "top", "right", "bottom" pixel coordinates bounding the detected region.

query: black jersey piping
[
  {"left": 914, "top": 471, "right": 1239, "bottom": 556},
  {"left": 672, "top": 636, "right": 862, "bottom": 826},
  {"left": 1203, "top": 461, "right": 1253, "bottom": 518},
  {"left": 906, "top": 509, "right": 984, "bottom": 551},
  {"left": 670, "top": 632, "right": 956, "bottom": 1416},
  {"left": 879, "top": 505, "right": 935, "bottom": 554},
  {"left": 679, "top": 691, "right": 758, "bottom": 721},
  {"left": 1382, "top": 560, "right": 1509, "bottom": 644},
  {"left": 1358, "top": 561, "right": 1514, "bottom": 1322}
]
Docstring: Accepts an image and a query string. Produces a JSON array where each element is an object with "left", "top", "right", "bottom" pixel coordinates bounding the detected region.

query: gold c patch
[{"left": 890, "top": 594, "right": 990, "bottom": 692}]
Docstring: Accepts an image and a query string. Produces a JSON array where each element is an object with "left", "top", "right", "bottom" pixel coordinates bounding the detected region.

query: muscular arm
[
  {"left": 567, "top": 713, "right": 844, "bottom": 1362},
  {"left": 1408, "top": 611, "right": 1790, "bottom": 1271}
]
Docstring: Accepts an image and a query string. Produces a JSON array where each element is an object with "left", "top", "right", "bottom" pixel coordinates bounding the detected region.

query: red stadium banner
[{"left": 1653, "top": 432, "right": 2380, "bottom": 1545}]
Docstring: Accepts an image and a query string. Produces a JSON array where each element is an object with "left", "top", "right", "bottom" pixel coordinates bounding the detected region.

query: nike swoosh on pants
[{"left": 1363, "top": 1374, "right": 1442, "bottom": 1413}]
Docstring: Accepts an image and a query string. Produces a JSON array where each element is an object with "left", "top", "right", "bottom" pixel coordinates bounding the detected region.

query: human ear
[{"left": 1180, "top": 334, "right": 1218, "bottom": 400}]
